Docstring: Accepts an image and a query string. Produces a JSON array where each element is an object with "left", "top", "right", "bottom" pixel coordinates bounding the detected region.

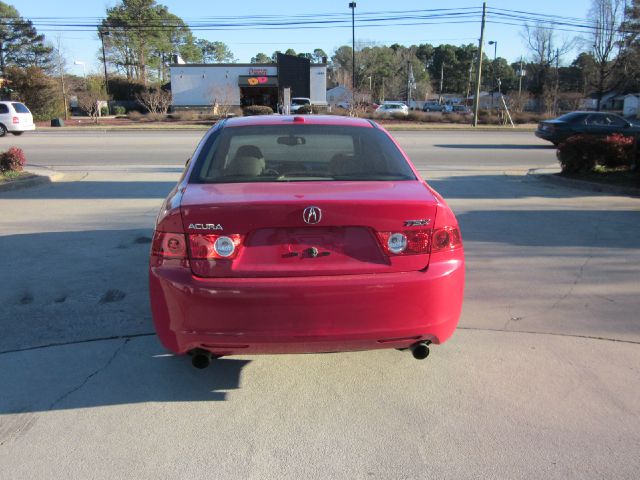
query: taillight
[
  {"left": 431, "top": 227, "right": 462, "bottom": 253},
  {"left": 377, "top": 227, "right": 461, "bottom": 256},
  {"left": 188, "top": 234, "right": 243, "bottom": 259},
  {"left": 377, "top": 230, "right": 431, "bottom": 256},
  {"left": 12, "top": 116, "right": 19, "bottom": 124},
  {"left": 151, "top": 231, "right": 187, "bottom": 258}
]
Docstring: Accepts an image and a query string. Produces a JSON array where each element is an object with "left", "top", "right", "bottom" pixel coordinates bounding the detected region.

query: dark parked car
[
  {"left": 535, "top": 111, "right": 640, "bottom": 145},
  {"left": 422, "top": 102, "right": 451, "bottom": 112}
]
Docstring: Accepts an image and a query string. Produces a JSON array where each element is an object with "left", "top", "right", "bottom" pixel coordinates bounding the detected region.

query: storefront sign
[
  {"left": 249, "top": 68, "right": 268, "bottom": 75},
  {"left": 238, "top": 75, "right": 278, "bottom": 87}
]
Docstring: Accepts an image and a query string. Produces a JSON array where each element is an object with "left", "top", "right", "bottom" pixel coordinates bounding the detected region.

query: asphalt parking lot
[{"left": 1, "top": 129, "right": 638, "bottom": 479}]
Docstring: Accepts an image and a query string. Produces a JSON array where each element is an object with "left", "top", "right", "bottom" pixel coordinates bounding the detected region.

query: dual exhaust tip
[
  {"left": 189, "top": 341, "right": 430, "bottom": 368},
  {"left": 191, "top": 349, "right": 215, "bottom": 369}
]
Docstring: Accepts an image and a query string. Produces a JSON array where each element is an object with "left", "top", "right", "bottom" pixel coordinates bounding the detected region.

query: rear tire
[
  {"left": 0, "top": 124, "right": 6, "bottom": 137},
  {"left": 11, "top": 131, "right": 23, "bottom": 136}
]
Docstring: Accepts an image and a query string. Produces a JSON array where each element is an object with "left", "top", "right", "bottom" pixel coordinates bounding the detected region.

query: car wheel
[
  {"left": 0, "top": 124, "right": 6, "bottom": 137},
  {"left": 11, "top": 131, "right": 24, "bottom": 136}
]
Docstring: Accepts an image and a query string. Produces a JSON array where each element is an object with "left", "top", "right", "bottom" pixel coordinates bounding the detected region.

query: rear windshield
[
  {"left": 190, "top": 124, "right": 416, "bottom": 183},
  {"left": 11, "top": 103, "right": 30, "bottom": 114},
  {"left": 555, "top": 112, "right": 586, "bottom": 122}
]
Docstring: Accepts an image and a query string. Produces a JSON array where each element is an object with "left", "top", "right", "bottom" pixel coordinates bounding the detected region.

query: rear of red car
[{"left": 149, "top": 116, "right": 464, "bottom": 364}]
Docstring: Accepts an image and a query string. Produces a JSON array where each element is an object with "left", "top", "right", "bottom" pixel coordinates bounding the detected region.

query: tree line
[{"left": 1, "top": 0, "right": 639, "bottom": 119}]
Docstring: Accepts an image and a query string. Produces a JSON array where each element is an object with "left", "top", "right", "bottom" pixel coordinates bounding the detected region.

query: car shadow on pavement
[
  {"left": 0, "top": 336, "right": 251, "bottom": 414},
  {"left": 434, "top": 144, "right": 554, "bottom": 150},
  {"left": 455, "top": 209, "right": 639, "bottom": 249},
  {"left": 0, "top": 180, "right": 179, "bottom": 199},
  {"left": 426, "top": 173, "right": 616, "bottom": 199}
]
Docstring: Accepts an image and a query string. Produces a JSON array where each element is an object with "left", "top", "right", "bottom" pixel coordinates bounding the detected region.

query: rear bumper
[
  {"left": 149, "top": 252, "right": 464, "bottom": 356},
  {"left": 534, "top": 129, "right": 560, "bottom": 143},
  {"left": 8, "top": 124, "right": 36, "bottom": 132}
]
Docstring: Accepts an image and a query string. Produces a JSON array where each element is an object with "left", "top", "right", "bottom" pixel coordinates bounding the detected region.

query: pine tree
[{"left": 0, "top": 2, "right": 53, "bottom": 75}]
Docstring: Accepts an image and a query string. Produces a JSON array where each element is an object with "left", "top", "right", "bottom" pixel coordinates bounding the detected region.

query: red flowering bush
[
  {"left": 557, "top": 134, "right": 636, "bottom": 173},
  {"left": 0, "top": 147, "right": 26, "bottom": 173}
]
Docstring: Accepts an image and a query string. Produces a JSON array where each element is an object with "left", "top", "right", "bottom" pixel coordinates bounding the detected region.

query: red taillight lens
[
  {"left": 151, "top": 231, "right": 187, "bottom": 258},
  {"left": 377, "top": 227, "right": 461, "bottom": 256},
  {"left": 431, "top": 227, "right": 462, "bottom": 253},
  {"left": 377, "top": 230, "right": 431, "bottom": 256},
  {"left": 188, "top": 234, "right": 243, "bottom": 259},
  {"left": 12, "top": 116, "right": 19, "bottom": 124}
]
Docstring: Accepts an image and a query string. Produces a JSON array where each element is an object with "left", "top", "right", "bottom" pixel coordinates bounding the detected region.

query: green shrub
[
  {"left": 556, "top": 134, "right": 635, "bottom": 173},
  {"left": 112, "top": 105, "right": 126, "bottom": 115},
  {"left": 0, "top": 147, "right": 26, "bottom": 173},
  {"left": 100, "top": 106, "right": 109, "bottom": 116},
  {"left": 243, "top": 105, "right": 274, "bottom": 116}
]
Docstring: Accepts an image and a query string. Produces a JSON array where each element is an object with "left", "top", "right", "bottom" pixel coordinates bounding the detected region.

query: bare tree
[
  {"left": 135, "top": 88, "right": 172, "bottom": 115},
  {"left": 522, "top": 23, "right": 576, "bottom": 113},
  {"left": 590, "top": 0, "right": 624, "bottom": 110},
  {"left": 52, "top": 36, "right": 68, "bottom": 120},
  {"left": 77, "top": 90, "right": 102, "bottom": 124},
  {"left": 208, "top": 84, "right": 236, "bottom": 117}
]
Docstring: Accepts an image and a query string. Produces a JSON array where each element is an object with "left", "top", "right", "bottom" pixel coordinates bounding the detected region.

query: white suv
[{"left": 0, "top": 101, "right": 36, "bottom": 137}]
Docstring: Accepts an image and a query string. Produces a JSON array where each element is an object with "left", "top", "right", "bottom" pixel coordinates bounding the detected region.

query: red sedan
[{"left": 149, "top": 115, "right": 464, "bottom": 368}]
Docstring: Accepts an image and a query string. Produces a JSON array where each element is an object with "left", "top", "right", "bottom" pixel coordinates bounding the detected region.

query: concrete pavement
[{"left": 1, "top": 331, "right": 638, "bottom": 479}]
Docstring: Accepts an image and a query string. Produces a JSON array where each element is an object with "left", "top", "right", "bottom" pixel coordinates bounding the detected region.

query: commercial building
[{"left": 170, "top": 53, "right": 327, "bottom": 111}]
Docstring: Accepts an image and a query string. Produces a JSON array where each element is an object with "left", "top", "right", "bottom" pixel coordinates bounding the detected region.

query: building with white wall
[{"left": 170, "top": 55, "right": 327, "bottom": 111}]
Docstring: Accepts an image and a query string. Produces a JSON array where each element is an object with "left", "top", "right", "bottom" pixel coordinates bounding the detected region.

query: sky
[{"left": 13, "top": 0, "right": 594, "bottom": 75}]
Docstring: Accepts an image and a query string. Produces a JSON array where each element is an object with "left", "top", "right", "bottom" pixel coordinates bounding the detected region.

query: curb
[
  {"left": 528, "top": 167, "right": 640, "bottom": 197},
  {"left": 0, "top": 167, "right": 63, "bottom": 193}
]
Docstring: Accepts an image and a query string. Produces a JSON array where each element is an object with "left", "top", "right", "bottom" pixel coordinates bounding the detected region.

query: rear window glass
[
  {"left": 556, "top": 112, "right": 585, "bottom": 122},
  {"left": 11, "top": 103, "right": 30, "bottom": 113},
  {"left": 0, "top": 104, "right": 8, "bottom": 114},
  {"left": 190, "top": 124, "right": 416, "bottom": 183}
]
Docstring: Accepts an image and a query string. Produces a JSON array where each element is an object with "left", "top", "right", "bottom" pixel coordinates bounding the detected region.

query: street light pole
[
  {"left": 488, "top": 40, "right": 497, "bottom": 107},
  {"left": 349, "top": 2, "right": 356, "bottom": 91}
]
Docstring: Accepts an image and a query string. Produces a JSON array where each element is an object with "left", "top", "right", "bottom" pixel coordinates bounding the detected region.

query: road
[
  {"left": 0, "top": 129, "right": 638, "bottom": 479},
  {"left": 9, "top": 129, "right": 556, "bottom": 170}
]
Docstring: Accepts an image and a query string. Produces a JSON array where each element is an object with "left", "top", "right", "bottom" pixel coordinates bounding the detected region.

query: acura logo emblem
[{"left": 303, "top": 206, "right": 322, "bottom": 224}]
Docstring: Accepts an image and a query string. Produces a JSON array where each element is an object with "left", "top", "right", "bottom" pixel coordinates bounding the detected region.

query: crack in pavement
[
  {"left": 502, "top": 224, "right": 600, "bottom": 330},
  {"left": 457, "top": 326, "right": 640, "bottom": 345},
  {"left": 47, "top": 339, "right": 129, "bottom": 411},
  {"left": 0, "top": 333, "right": 155, "bottom": 356}
]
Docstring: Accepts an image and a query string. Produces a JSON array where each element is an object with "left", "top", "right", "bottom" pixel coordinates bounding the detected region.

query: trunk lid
[{"left": 181, "top": 181, "right": 438, "bottom": 278}]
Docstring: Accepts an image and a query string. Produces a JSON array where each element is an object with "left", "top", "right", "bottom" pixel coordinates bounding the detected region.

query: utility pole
[
  {"left": 518, "top": 56, "right": 524, "bottom": 95},
  {"left": 407, "top": 61, "right": 415, "bottom": 106},
  {"left": 99, "top": 29, "right": 110, "bottom": 100},
  {"left": 554, "top": 48, "right": 560, "bottom": 115},
  {"left": 439, "top": 62, "right": 444, "bottom": 96},
  {"left": 349, "top": 2, "right": 356, "bottom": 91},
  {"left": 472, "top": 2, "right": 486, "bottom": 127}
]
